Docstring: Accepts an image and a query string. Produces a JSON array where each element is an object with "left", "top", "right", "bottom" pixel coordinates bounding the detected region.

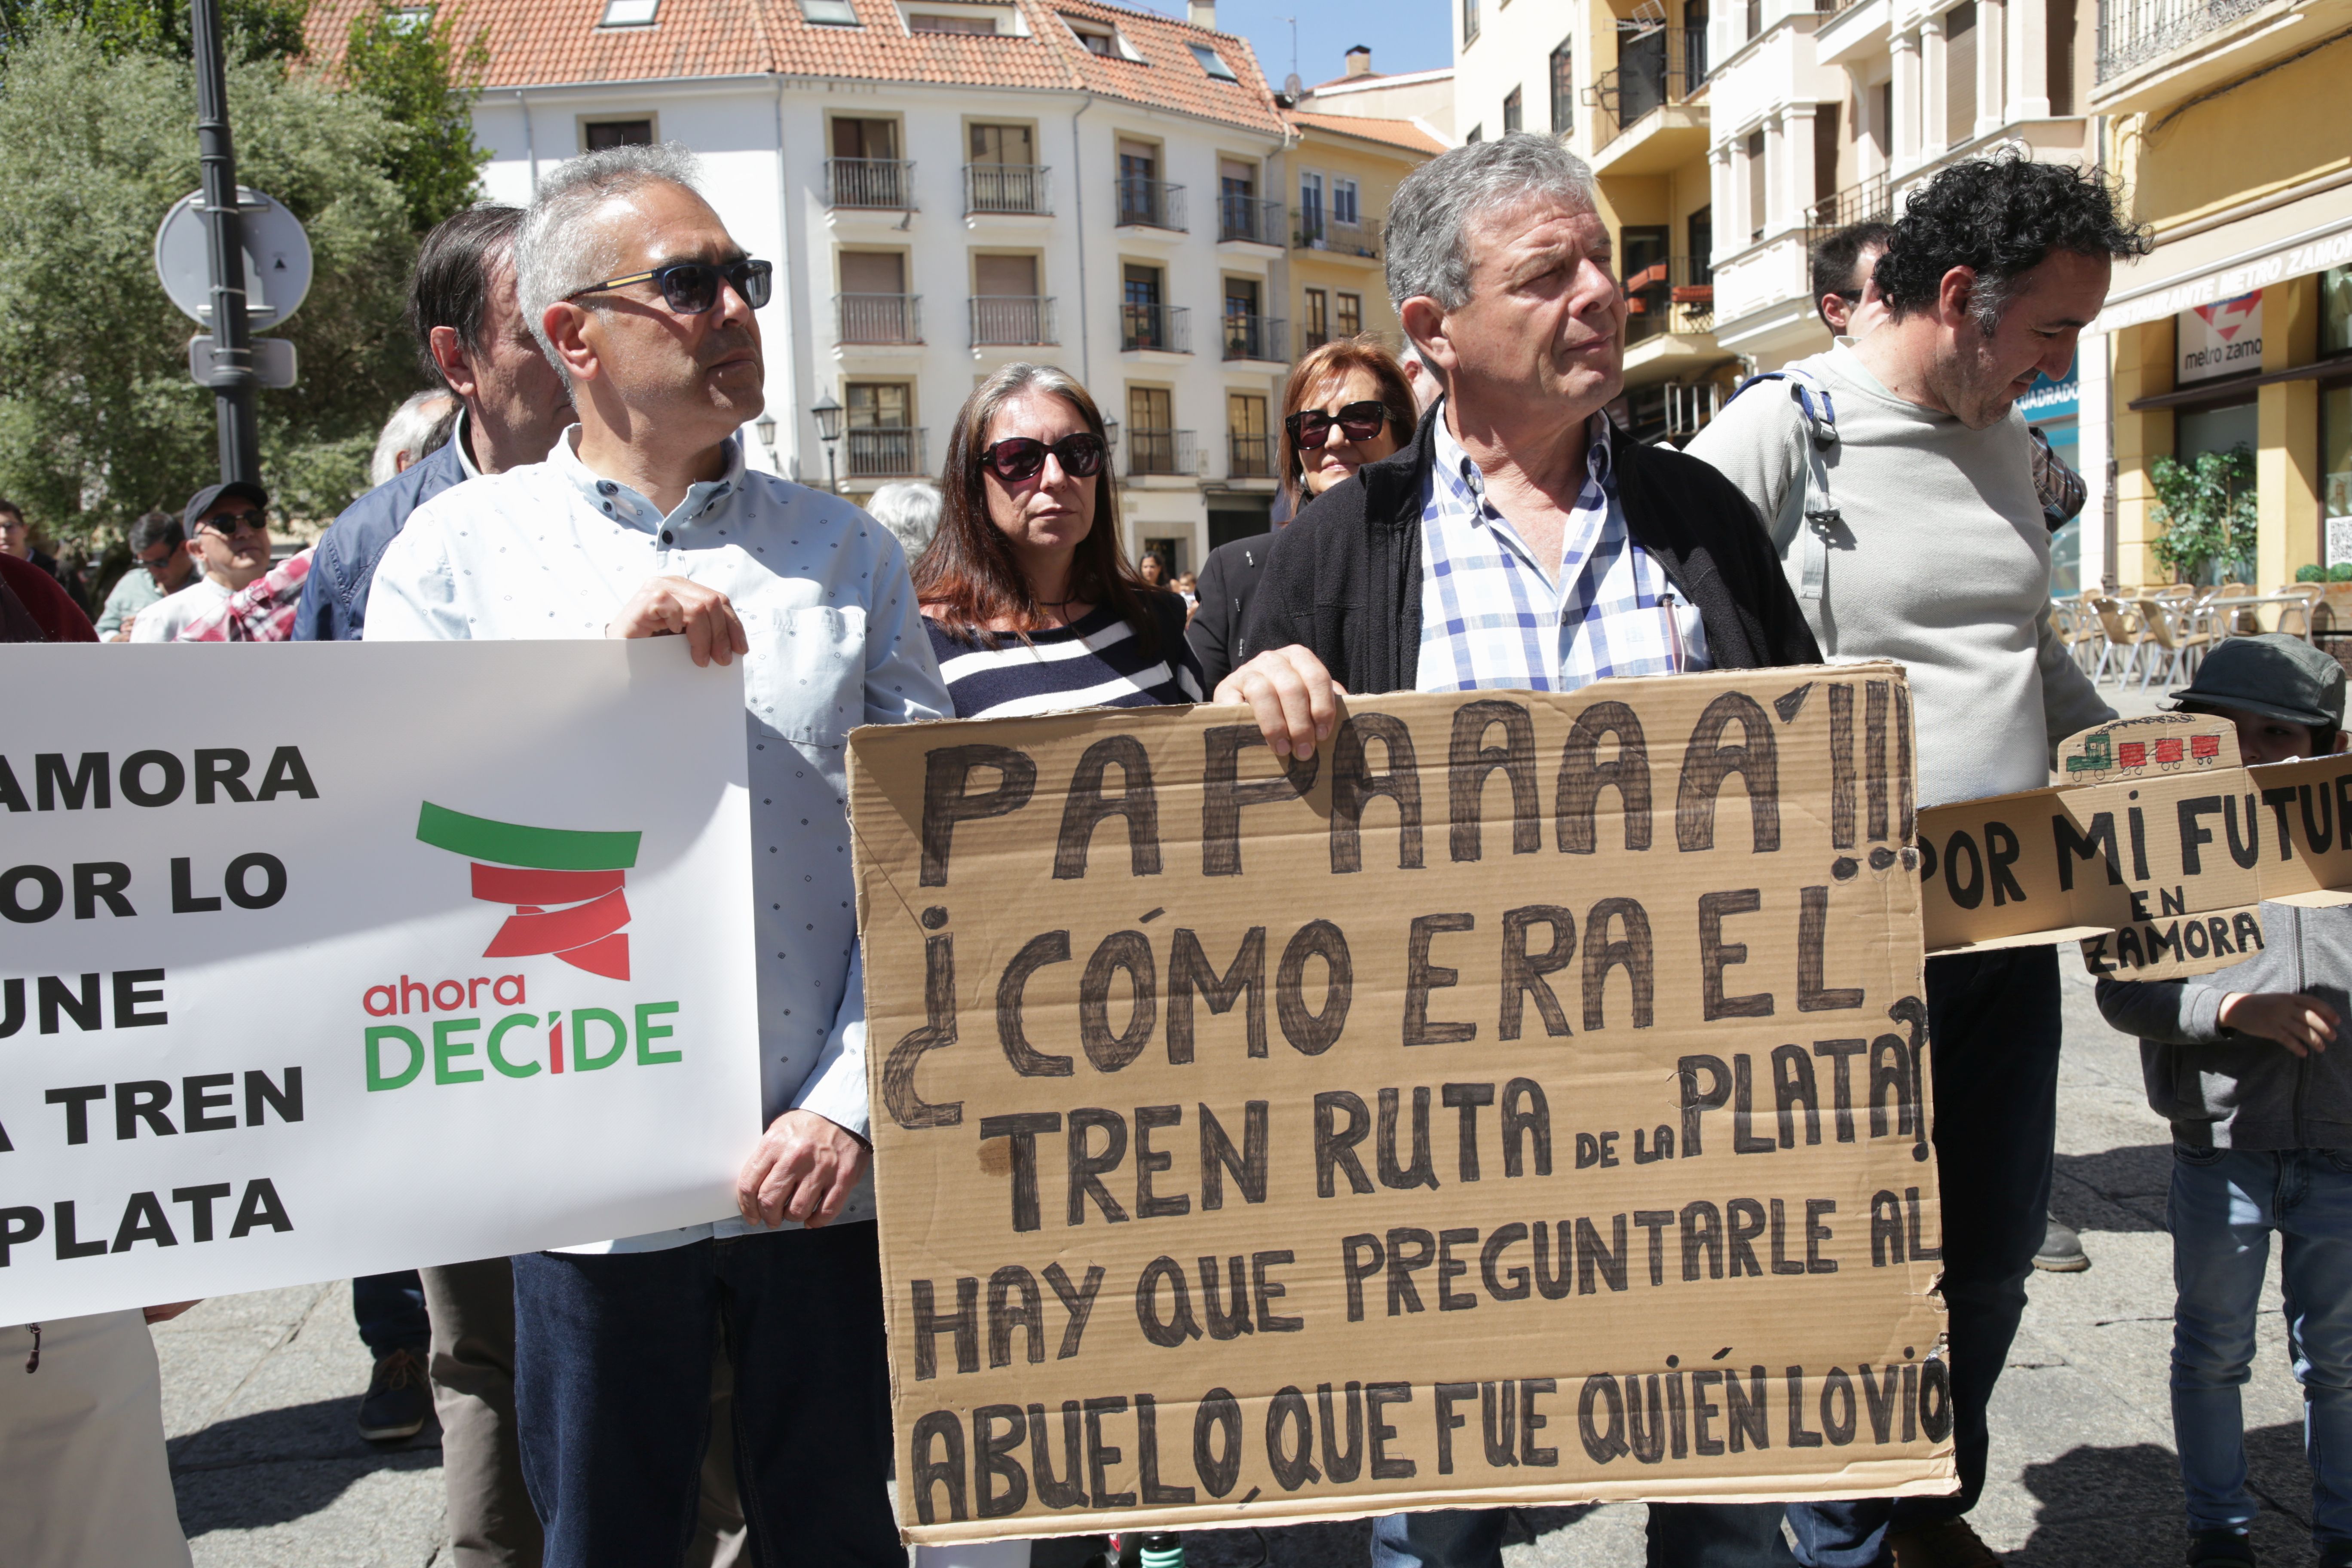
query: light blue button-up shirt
[{"left": 365, "top": 426, "right": 951, "bottom": 1246}]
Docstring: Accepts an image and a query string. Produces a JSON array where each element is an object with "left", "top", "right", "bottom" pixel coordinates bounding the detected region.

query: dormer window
[
  {"left": 1063, "top": 15, "right": 1120, "bottom": 54},
  {"left": 800, "top": 0, "right": 860, "bottom": 23},
  {"left": 598, "top": 0, "right": 657, "bottom": 24},
  {"left": 911, "top": 11, "right": 996, "bottom": 31},
  {"left": 1188, "top": 42, "right": 1237, "bottom": 79}
]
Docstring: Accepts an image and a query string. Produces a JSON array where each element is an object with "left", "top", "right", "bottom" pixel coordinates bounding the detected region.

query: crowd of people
[{"left": 5, "top": 127, "right": 2346, "bottom": 1568}]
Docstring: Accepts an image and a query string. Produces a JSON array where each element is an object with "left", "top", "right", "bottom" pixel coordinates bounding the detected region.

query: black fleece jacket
[{"left": 1236, "top": 405, "right": 1823, "bottom": 693}]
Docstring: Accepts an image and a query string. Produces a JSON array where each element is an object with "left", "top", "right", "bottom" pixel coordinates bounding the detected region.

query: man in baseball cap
[
  {"left": 132, "top": 481, "right": 273, "bottom": 643},
  {"left": 2171, "top": 632, "right": 2346, "bottom": 766}
]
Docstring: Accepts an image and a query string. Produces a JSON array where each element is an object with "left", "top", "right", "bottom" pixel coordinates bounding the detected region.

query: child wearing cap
[{"left": 2098, "top": 633, "right": 2352, "bottom": 1568}]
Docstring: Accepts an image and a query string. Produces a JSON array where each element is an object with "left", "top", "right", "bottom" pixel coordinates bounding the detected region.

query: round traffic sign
[{"left": 153, "top": 187, "right": 313, "bottom": 331}]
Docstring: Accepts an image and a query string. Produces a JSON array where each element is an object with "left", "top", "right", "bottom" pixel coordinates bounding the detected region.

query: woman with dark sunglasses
[
  {"left": 1186, "top": 339, "right": 1420, "bottom": 688},
  {"left": 1277, "top": 337, "right": 1417, "bottom": 507},
  {"left": 912, "top": 362, "right": 1204, "bottom": 721}
]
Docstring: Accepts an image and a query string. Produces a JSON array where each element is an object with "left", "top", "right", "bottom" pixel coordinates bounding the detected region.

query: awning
[{"left": 2085, "top": 181, "right": 2352, "bottom": 335}]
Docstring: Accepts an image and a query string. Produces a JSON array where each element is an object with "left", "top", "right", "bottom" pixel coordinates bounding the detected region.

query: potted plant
[{"left": 2150, "top": 445, "right": 2257, "bottom": 587}]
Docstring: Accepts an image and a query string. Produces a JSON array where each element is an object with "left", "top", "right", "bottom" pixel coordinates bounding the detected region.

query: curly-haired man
[{"left": 1691, "top": 153, "right": 2150, "bottom": 1568}]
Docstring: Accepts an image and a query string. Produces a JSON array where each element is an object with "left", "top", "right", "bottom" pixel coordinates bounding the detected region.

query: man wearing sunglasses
[
  {"left": 366, "top": 143, "right": 947, "bottom": 1568},
  {"left": 1224, "top": 133, "right": 1823, "bottom": 1568},
  {"left": 130, "top": 481, "right": 273, "bottom": 643}
]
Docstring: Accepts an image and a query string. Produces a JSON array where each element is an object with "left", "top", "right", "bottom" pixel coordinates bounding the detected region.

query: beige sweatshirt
[{"left": 1686, "top": 343, "right": 2113, "bottom": 808}]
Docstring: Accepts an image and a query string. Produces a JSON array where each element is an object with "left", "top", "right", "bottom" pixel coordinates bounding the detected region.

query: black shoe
[
  {"left": 2034, "top": 1215, "right": 2090, "bottom": 1272},
  {"left": 2188, "top": 1529, "right": 2256, "bottom": 1568},
  {"left": 356, "top": 1346, "right": 431, "bottom": 1441}
]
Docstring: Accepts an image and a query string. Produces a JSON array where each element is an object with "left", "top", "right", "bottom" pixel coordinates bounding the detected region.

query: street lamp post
[
  {"left": 812, "top": 393, "right": 844, "bottom": 495},
  {"left": 753, "top": 413, "right": 778, "bottom": 475},
  {"left": 191, "top": 0, "right": 260, "bottom": 484}
]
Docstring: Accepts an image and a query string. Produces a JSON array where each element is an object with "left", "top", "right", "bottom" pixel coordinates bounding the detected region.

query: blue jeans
[
  {"left": 2170, "top": 1145, "right": 2352, "bottom": 1544},
  {"left": 1785, "top": 946, "right": 2062, "bottom": 1566},
  {"left": 511, "top": 1222, "right": 901, "bottom": 1568},
  {"left": 1370, "top": 1503, "right": 1795, "bottom": 1566},
  {"left": 354, "top": 1269, "right": 429, "bottom": 1358}
]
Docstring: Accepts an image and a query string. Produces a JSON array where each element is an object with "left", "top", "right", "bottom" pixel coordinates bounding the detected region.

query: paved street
[{"left": 156, "top": 686, "right": 2328, "bottom": 1567}]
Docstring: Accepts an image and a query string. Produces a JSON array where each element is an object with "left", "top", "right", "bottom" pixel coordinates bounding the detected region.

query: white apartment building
[
  {"left": 1703, "top": 0, "right": 2100, "bottom": 570},
  {"left": 309, "top": 0, "right": 1300, "bottom": 573}
]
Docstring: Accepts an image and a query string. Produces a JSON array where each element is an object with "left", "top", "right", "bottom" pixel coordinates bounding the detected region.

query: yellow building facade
[
  {"left": 1280, "top": 111, "right": 1445, "bottom": 360},
  {"left": 2094, "top": 3, "right": 2352, "bottom": 590}
]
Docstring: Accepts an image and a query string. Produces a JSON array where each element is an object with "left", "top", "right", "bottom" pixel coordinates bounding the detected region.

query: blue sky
[{"left": 1194, "top": 1, "right": 1453, "bottom": 90}]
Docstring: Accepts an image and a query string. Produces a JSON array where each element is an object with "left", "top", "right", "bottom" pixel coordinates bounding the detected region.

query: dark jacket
[
  {"left": 1238, "top": 405, "right": 1823, "bottom": 693},
  {"left": 293, "top": 438, "right": 469, "bottom": 641},
  {"left": 1185, "top": 533, "right": 1274, "bottom": 690}
]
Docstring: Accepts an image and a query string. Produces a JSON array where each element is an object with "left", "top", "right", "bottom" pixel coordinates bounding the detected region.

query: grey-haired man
[
  {"left": 1223, "top": 132, "right": 1819, "bottom": 1568},
  {"left": 366, "top": 143, "right": 948, "bottom": 1568}
]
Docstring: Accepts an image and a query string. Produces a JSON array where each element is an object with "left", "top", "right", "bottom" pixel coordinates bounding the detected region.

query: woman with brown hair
[
  {"left": 1186, "top": 337, "right": 1419, "bottom": 687},
  {"left": 912, "top": 362, "right": 1204, "bottom": 719}
]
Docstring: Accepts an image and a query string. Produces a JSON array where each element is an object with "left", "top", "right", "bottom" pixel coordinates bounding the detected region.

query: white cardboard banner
[{"left": 0, "top": 641, "right": 763, "bottom": 1324}]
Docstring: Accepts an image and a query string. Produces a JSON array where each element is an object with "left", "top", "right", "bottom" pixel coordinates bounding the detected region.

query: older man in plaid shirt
[{"left": 1222, "top": 133, "right": 1822, "bottom": 1568}]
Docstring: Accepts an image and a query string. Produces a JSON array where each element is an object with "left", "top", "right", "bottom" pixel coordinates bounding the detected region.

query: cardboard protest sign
[
  {"left": 1917, "top": 714, "right": 2352, "bottom": 980},
  {"left": 851, "top": 666, "right": 1953, "bottom": 1544},
  {"left": 0, "top": 643, "right": 761, "bottom": 1324}
]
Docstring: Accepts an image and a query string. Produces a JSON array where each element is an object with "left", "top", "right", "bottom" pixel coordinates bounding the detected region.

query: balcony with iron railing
[
  {"left": 1126, "top": 428, "right": 1198, "bottom": 478},
  {"left": 824, "top": 159, "right": 916, "bottom": 211},
  {"left": 963, "top": 163, "right": 1052, "bottom": 216},
  {"left": 835, "top": 294, "right": 922, "bottom": 346},
  {"left": 2095, "top": 0, "right": 2277, "bottom": 87},
  {"left": 1218, "top": 194, "right": 1285, "bottom": 247},
  {"left": 969, "top": 296, "right": 1057, "bottom": 348},
  {"left": 1228, "top": 432, "right": 1274, "bottom": 479},
  {"left": 845, "top": 427, "right": 927, "bottom": 478},
  {"left": 1589, "top": 28, "right": 1709, "bottom": 172},
  {"left": 1802, "top": 172, "right": 1893, "bottom": 247},
  {"left": 1116, "top": 178, "right": 1188, "bottom": 232},
  {"left": 1294, "top": 214, "right": 1380, "bottom": 260},
  {"left": 1222, "top": 314, "right": 1289, "bottom": 364},
  {"left": 1121, "top": 302, "right": 1191, "bottom": 355},
  {"left": 1623, "top": 256, "right": 1715, "bottom": 345}
]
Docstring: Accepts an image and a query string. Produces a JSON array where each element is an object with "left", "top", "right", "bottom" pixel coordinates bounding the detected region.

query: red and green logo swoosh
[{"left": 417, "top": 803, "right": 642, "bottom": 980}]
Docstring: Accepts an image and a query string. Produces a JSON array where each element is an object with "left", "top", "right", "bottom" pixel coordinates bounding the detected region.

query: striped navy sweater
[{"left": 924, "top": 598, "right": 1205, "bottom": 719}]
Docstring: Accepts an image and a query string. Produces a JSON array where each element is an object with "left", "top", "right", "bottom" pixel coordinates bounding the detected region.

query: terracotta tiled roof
[
  {"left": 306, "top": 0, "right": 1284, "bottom": 135},
  {"left": 1285, "top": 109, "right": 1446, "bottom": 156}
]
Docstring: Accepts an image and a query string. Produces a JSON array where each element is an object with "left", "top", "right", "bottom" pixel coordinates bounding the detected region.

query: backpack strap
[{"left": 1727, "top": 369, "right": 1842, "bottom": 601}]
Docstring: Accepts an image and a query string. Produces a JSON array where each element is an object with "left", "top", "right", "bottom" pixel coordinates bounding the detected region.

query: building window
[
  {"left": 1189, "top": 42, "right": 1238, "bottom": 79},
  {"left": 1128, "top": 386, "right": 1177, "bottom": 476},
  {"left": 1946, "top": 2, "right": 1977, "bottom": 149},
  {"left": 2326, "top": 266, "right": 2352, "bottom": 355},
  {"left": 599, "top": 0, "right": 658, "bottom": 24},
  {"left": 1336, "top": 292, "right": 1362, "bottom": 337},
  {"left": 1549, "top": 41, "right": 1574, "bottom": 133},
  {"left": 911, "top": 11, "right": 995, "bottom": 31},
  {"left": 845, "top": 383, "right": 919, "bottom": 477},
  {"left": 1463, "top": 0, "right": 1480, "bottom": 44},
  {"left": 799, "top": 0, "right": 857, "bottom": 22},
  {"left": 584, "top": 119, "right": 653, "bottom": 150},
  {"left": 1332, "top": 178, "right": 1359, "bottom": 226},
  {"left": 833, "top": 117, "right": 898, "bottom": 160},
  {"left": 1303, "top": 287, "right": 1329, "bottom": 350},
  {"left": 1687, "top": 205, "right": 1713, "bottom": 282},
  {"left": 1745, "top": 129, "right": 1765, "bottom": 242},
  {"left": 2325, "top": 381, "right": 2352, "bottom": 527},
  {"left": 1503, "top": 86, "right": 1523, "bottom": 133},
  {"left": 1065, "top": 15, "right": 1118, "bottom": 54},
  {"left": 1300, "top": 171, "right": 1325, "bottom": 241},
  {"left": 1465, "top": 123, "right": 1483, "bottom": 144},
  {"left": 1229, "top": 393, "right": 1271, "bottom": 478}
]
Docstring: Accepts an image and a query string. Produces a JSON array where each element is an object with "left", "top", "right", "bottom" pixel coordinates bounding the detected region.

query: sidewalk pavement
[{"left": 159, "top": 678, "right": 2324, "bottom": 1565}]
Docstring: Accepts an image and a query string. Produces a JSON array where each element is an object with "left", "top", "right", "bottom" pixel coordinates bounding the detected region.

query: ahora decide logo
[
  {"left": 417, "top": 801, "right": 640, "bottom": 979},
  {"left": 364, "top": 804, "right": 683, "bottom": 1092}
]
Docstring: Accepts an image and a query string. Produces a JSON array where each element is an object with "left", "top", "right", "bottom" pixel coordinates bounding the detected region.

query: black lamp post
[
  {"left": 812, "top": 393, "right": 843, "bottom": 494},
  {"left": 753, "top": 412, "right": 778, "bottom": 471}
]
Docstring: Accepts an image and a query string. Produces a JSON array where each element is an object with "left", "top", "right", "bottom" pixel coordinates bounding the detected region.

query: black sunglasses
[
  {"left": 566, "top": 257, "right": 773, "bottom": 315},
  {"left": 199, "top": 509, "right": 268, "bottom": 537},
  {"left": 1285, "top": 399, "right": 1387, "bottom": 449},
  {"left": 982, "top": 433, "right": 1106, "bottom": 483}
]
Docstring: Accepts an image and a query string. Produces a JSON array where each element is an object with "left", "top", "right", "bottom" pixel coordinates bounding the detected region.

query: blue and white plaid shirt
[{"left": 1415, "top": 407, "right": 1709, "bottom": 693}]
